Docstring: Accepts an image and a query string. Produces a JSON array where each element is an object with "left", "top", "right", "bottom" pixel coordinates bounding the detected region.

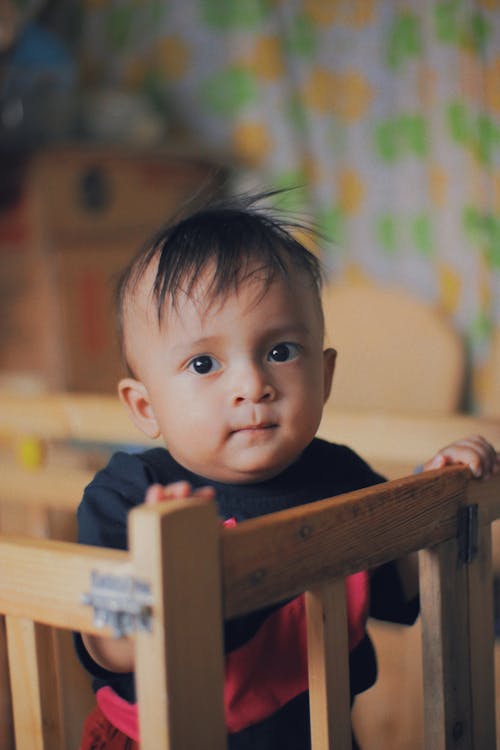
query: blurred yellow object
[{"left": 16, "top": 437, "right": 45, "bottom": 470}]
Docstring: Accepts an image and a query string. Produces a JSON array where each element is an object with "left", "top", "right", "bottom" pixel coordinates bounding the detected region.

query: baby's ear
[
  {"left": 323, "top": 348, "right": 337, "bottom": 403},
  {"left": 118, "top": 378, "right": 160, "bottom": 439}
]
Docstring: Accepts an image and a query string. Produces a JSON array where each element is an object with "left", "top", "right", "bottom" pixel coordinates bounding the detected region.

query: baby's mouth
[{"left": 230, "top": 423, "right": 277, "bottom": 434}]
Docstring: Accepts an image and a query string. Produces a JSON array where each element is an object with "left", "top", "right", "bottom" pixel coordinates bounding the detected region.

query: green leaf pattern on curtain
[{"left": 81, "top": 0, "right": 500, "bottom": 410}]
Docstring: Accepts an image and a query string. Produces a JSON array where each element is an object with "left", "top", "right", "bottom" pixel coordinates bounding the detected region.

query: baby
[{"left": 75, "top": 192, "right": 499, "bottom": 750}]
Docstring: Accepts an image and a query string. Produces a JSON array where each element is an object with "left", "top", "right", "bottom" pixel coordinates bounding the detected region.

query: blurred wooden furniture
[
  {"left": 477, "top": 325, "right": 500, "bottom": 417},
  {"left": 0, "top": 145, "right": 224, "bottom": 392},
  {"left": 321, "top": 281, "right": 465, "bottom": 414},
  {"left": 3, "top": 391, "right": 499, "bottom": 481},
  {"left": 0, "top": 465, "right": 499, "bottom": 749},
  {"left": 318, "top": 409, "right": 500, "bottom": 480}
]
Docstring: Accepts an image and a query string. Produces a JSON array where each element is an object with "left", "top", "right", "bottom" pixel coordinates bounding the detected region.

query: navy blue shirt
[{"left": 76, "top": 438, "right": 418, "bottom": 750}]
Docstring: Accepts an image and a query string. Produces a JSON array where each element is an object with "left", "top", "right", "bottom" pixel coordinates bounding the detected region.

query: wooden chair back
[
  {"left": 0, "top": 467, "right": 499, "bottom": 749},
  {"left": 477, "top": 325, "right": 500, "bottom": 417},
  {"left": 321, "top": 281, "right": 465, "bottom": 414}
]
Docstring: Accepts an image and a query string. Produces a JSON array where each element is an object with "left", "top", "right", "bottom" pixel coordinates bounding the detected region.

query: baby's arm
[
  {"left": 396, "top": 434, "right": 500, "bottom": 602},
  {"left": 82, "top": 481, "right": 215, "bottom": 672}
]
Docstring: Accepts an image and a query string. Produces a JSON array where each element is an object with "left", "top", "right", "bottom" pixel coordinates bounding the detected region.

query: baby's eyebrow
[
  {"left": 262, "top": 323, "right": 312, "bottom": 340},
  {"left": 169, "top": 335, "right": 222, "bottom": 357}
]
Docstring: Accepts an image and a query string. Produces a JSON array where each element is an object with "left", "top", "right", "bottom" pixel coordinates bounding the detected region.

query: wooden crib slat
[
  {"left": 6, "top": 616, "right": 63, "bottom": 750},
  {"left": 131, "top": 497, "right": 227, "bottom": 750},
  {"left": 466, "top": 524, "right": 495, "bottom": 748},
  {"left": 0, "top": 617, "right": 14, "bottom": 750},
  {"left": 306, "top": 580, "right": 351, "bottom": 750},
  {"left": 419, "top": 494, "right": 497, "bottom": 750},
  {"left": 54, "top": 628, "right": 97, "bottom": 750},
  {"left": 419, "top": 538, "right": 473, "bottom": 748}
]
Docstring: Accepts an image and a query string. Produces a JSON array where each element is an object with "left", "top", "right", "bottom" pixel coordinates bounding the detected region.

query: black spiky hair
[{"left": 116, "top": 190, "right": 325, "bottom": 368}]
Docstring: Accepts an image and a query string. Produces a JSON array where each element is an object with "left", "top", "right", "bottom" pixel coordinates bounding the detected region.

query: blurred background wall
[{"left": 0, "top": 0, "right": 499, "bottom": 409}]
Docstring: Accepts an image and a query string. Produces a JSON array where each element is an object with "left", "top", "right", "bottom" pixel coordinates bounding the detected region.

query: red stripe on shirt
[{"left": 95, "top": 565, "right": 369, "bottom": 738}]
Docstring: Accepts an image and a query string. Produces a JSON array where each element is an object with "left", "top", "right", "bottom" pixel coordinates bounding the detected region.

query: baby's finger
[
  {"left": 458, "top": 435, "right": 498, "bottom": 477},
  {"left": 421, "top": 453, "right": 448, "bottom": 472},
  {"left": 144, "top": 484, "right": 165, "bottom": 505},
  {"left": 439, "top": 435, "right": 498, "bottom": 478},
  {"left": 144, "top": 481, "right": 192, "bottom": 505},
  {"left": 193, "top": 486, "right": 216, "bottom": 500}
]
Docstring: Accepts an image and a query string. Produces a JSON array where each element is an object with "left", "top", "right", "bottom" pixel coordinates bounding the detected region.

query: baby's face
[{"left": 121, "top": 266, "right": 335, "bottom": 484}]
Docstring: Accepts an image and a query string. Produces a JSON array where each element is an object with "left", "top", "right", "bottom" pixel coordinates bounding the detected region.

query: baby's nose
[{"left": 232, "top": 364, "right": 275, "bottom": 404}]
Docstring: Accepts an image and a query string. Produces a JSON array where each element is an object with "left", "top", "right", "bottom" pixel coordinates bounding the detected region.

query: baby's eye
[
  {"left": 267, "top": 342, "right": 300, "bottom": 363},
  {"left": 187, "top": 355, "right": 221, "bottom": 375}
]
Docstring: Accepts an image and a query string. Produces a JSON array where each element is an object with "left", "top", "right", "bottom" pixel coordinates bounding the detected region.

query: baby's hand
[
  {"left": 421, "top": 434, "right": 500, "bottom": 480},
  {"left": 145, "top": 481, "right": 215, "bottom": 505}
]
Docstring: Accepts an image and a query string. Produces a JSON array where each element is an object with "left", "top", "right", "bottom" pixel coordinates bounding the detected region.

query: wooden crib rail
[
  {"left": 219, "top": 467, "right": 469, "bottom": 617},
  {"left": 1, "top": 467, "right": 499, "bottom": 749},
  {"left": 133, "top": 466, "right": 500, "bottom": 749},
  {"left": 0, "top": 536, "right": 128, "bottom": 630}
]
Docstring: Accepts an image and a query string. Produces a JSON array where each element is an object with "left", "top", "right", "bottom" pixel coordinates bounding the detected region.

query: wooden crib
[
  {"left": 1, "top": 462, "right": 499, "bottom": 749},
  {"left": 1, "top": 392, "right": 499, "bottom": 749}
]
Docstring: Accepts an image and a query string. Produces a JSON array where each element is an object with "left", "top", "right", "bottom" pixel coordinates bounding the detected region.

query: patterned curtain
[{"left": 81, "top": 0, "right": 500, "bottom": 411}]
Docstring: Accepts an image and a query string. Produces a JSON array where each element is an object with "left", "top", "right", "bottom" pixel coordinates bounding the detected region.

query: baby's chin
[
  {"left": 204, "top": 455, "right": 299, "bottom": 485},
  {"left": 174, "top": 441, "right": 306, "bottom": 484}
]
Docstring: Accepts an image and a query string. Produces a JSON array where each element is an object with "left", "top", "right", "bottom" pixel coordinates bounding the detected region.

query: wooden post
[
  {"left": 0, "top": 616, "right": 14, "bottom": 750},
  {"left": 5, "top": 616, "right": 63, "bottom": 750},
  {"left": 419, "top": 537, "right": 472, "bottom": 749},
  {"left": 130, "top": 498, "right": 227, "bottom": 750},
  {"left": 306, "top": 579, "right": 351, "bottom": 750},
  {"left": 465, "top": 523, "right": 496, "bottom": 748}
]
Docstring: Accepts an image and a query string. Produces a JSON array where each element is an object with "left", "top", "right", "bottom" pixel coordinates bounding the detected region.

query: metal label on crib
[{"left": 82, "top": 570, "right": 153, "bottom": 638}]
